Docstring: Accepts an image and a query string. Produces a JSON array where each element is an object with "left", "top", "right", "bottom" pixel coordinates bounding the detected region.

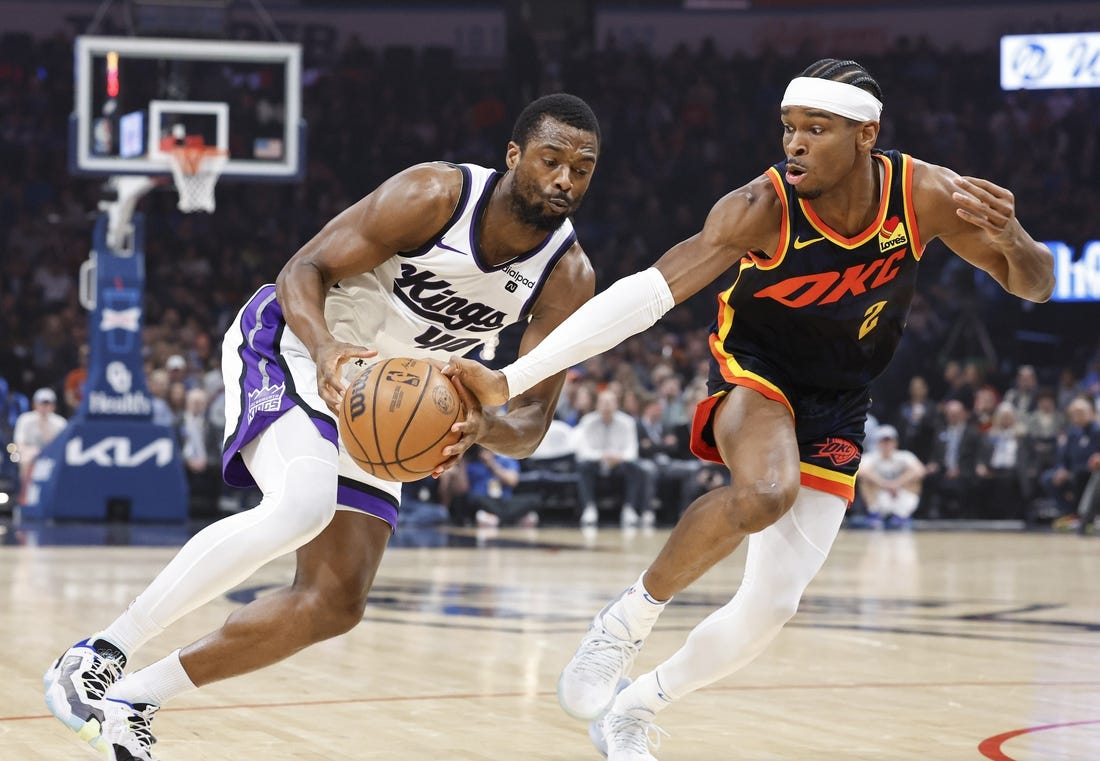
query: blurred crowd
[{"left": 1, "top": 30, "right": 1098, "bottom": 527}]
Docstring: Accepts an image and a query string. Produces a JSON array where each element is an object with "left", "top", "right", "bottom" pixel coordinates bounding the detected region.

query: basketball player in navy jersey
[
  {"left": 43, "top": 94, "right": 601, "bottom": 760},
  {"left": 445, "top": 60, "right": 1054, "bottom": 760}
]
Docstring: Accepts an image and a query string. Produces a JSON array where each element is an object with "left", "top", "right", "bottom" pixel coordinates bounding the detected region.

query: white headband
[{"left": 781, "top": 77, "right": 882, "bottom": 122}]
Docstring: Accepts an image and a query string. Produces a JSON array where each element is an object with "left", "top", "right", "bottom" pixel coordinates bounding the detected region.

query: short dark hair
[
  {"left": 799, "top": 58, "right": 884, "bottom": 106},
  {"left": 511, "top": 93, "right": 600, "bottom": 149}
]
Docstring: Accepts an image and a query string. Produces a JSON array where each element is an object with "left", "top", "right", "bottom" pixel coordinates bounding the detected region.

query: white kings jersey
[{"left": 324, "top": 162, "right": 577, "bottom": 362}]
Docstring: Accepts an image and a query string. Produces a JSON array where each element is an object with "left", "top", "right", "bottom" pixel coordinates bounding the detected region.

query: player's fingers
[
  {"left": 451, "top": 376, "right": 482, "bottom": 415},
  {"left": 956, "top": 175, "right": 1010, "bottom": 199},
  {"left": 321, "top": 387, "right": 341, "bottom": 415},
  {"left": 338, "top": 343, "right": 378, "bottom": 358},
  {"left": 441, "top": 355, "right": 467, "bottom": 376},
  {"left": 955, "top": 207, "right": 998, "bottom": 232},
  {"left": 431, "top": 454, "right": 463, "bottom": 478},
  {"left": 953, "top": 177, "right": 1013, "bottom": 217},
  {"left": 442, "top": 424, "right": 479, "bottom": 459}
]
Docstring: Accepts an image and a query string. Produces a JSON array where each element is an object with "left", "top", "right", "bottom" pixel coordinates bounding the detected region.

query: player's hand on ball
[
  {"left": 432, "top": 375, "right": 485, "bottom": 477},
  {"left": 951, "top": 176, "right": 1017, "bottom": 246},
  {"left": 315, "top": 340, "right": 377, "bottom": 415},
  {"left": 441, "top": 356, "right": 509, "bottom": 407}
]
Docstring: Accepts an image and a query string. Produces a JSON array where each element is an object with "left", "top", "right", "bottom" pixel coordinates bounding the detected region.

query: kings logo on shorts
[{"left": 247, "top": 383, "right": 286, "bottom": 423}]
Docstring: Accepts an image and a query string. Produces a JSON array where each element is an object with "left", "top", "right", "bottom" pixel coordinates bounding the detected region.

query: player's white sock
[
  {"left": 106, "top": 650, "right": 196, "bottom": 707},
  {"left": 602, "top": 571, "right": 669, "bottom": 641},
  {"left": 613, "top": 670, "right": 674, "bottom": 716},
  {"left": 94, "top": 604, "right": 162, "bottom": 662},
  {"left": 657, "top": 487, "right": 846, "bottom": 700}
]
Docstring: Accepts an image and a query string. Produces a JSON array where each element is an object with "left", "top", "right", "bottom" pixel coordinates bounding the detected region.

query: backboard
[{"left": 71, "top": 35, "right": 304, "bottom": 181}]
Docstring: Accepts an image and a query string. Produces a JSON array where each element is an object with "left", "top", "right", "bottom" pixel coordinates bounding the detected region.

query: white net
[{"left": 167, "top": 146, "right": 228, "bottom": 213}]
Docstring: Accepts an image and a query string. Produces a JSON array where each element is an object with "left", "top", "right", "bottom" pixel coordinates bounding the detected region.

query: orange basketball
[{"left": 339, "top": 357, "right": 464, "bottom": 482}]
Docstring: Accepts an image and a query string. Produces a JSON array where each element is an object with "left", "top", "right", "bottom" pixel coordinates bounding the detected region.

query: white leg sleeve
[
  {"left": 655, "top": 487, "right": 846, "bottom": 700},
  {"left": 100, "top": 408, "right": 338, "bottom": 655}
]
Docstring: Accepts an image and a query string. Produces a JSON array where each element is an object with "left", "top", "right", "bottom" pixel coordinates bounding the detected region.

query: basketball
[{"left": 339, "top": 357, "right": 464, "bottom": 482}]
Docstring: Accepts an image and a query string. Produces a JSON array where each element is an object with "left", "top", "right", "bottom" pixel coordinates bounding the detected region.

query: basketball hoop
[{"left": 166, "top": 142, "right": 228, "bottom": 213}]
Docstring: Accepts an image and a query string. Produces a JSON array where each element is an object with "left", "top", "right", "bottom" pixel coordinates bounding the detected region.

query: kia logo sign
[{"left": 65, "top": 436, "right": 174, "bottom": 467}]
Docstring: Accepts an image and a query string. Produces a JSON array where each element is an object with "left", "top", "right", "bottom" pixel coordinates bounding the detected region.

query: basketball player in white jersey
[{"left": 43, "top": 94, "right": 601, "bottom": 760}]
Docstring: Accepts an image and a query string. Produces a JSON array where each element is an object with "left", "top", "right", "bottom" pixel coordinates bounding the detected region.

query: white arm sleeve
[{"left": 501, "top": 267, "right": 676, "bottom": 398}]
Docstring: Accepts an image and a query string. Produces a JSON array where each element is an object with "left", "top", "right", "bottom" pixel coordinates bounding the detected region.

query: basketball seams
[
  {"left": 368, "top": 358, "right": 400, "bottom": 481},
  {"left": 393, "top": 389, "right": 462, "bottom": 463},
  {"left": 392, "top": 363, "right": 432, "bottom": 464},
  {"left": 339, "top": 366, "right": 382, "bottom": 472},
  {"left": 341, "top": 357, "right": 463, "bottom": 480}
]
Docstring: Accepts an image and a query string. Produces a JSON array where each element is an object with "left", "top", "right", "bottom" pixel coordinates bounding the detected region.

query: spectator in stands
[
  {"left": 922, "top": 399, "right": 981, "bottom": 518},
  {"left": 1003, "top": 364, "right": 1039, "bottom": 417},
  {"left": 574, "top": 390, "right": 650, "bottom": 528},
  {"left": 1040, "top": 396, "right": 1100, "bottom": 529},
  {"left": 972, "top": 387, "right": 1000, "bottom": 434},
  {"left": 657, "top": 374, "right": 689, "bottom": 430},
  {"left": 438, "top": 445, "right": 534, "bottom": 528},
  {"left": 1024, "top": 387, "right": 1063, "bottom": 449},
  {"left": 146, "top": 368, "right": 176, "bottom": 428},
  {"left": 556, "top": 378, "right": 595, "bottom": 426},
  {"left": 975, "top": 403, "right": 1027, "bottom": 519},
  {"left": 1056, "top": 368, "right": 1080, "bottom": 411},
  {"left": 939, "top": 360, "right": 975, "bottom": 410},
  {"left": 167, "top": 381, "right": 188, "bottom": 429},
  {"left": 165, "top": 353, "right": 198, "bottom": 391},
  {"left": 636, "top": 396, "right": 700, "bottom": 524},
  {"left": 179, "top": 388, "right": 220, "bottom": 516},
  {"left": 896, "top": 375, "right": 935, "bottom": 461},
  {"left": 12, "top": 388, "right": 67, "bottom": 496},
  {"left": 856, "top": 425, "right": 926, "bottom": 529}
]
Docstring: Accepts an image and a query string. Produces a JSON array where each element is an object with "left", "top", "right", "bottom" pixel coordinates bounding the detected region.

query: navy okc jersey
[{"left": 710, "top": 150, "right": 924, "bottom": 392}]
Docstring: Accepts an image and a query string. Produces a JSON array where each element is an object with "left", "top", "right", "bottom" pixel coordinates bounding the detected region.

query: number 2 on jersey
[{"left": 859, "top": 300, "right": 887, "bottom": 340}]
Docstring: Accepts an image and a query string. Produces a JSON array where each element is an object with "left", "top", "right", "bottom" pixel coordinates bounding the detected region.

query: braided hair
[{"left": 799, "top": 59, "right": 884, "bottom": 106}]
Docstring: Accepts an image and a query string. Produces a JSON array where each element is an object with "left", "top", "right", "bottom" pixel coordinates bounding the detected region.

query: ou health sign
[
  {"left": 1049, "top": 240, "right": 1100, "bottom": 303},
  {"left": 1001, "top": 32, "right": 1100, "bottom": 90}
]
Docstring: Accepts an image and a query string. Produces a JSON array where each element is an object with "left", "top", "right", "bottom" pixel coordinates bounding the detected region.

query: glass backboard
[{"left": 71, "top": 35, "right": 304, "bottom": 181}]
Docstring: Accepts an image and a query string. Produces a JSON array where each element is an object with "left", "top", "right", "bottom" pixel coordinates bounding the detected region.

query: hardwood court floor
[{"left": 2, "top": 524, "right": 1098, "bottom": 760}]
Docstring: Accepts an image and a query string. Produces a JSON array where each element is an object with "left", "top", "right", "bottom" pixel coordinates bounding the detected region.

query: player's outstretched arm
[
  {"left": 434, "top": 244, "right": 596, "bottom": 470},
  {"left": 444, "top": 175, "right": 779, "bottom": 405},
  {"left": 276, "top": 163, "right": 463, "bottom": 412},
  {"left": 914, "top": 162, "right": 1055, "bottom": 303}
]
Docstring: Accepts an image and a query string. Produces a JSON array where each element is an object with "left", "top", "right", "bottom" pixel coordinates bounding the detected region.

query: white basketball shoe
[
  {"left": 558, "top": 600, "right": 642, "bottom": 720},
  {"left": 43, "top": 638, "right": 127, "bottom": 752},
  {"left": 102, "top": 698, "right": 160, "bottom": 761},
  {"left": 591, "top": 704, "right": 667, "bottom": 761},
  {"left": 588, "top": 677, "right": 668, "bottom": 761}
]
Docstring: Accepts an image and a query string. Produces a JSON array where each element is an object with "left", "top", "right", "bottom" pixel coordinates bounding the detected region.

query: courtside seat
[{"left": 515, "top": 420, "right": 582, "bottom": 516}]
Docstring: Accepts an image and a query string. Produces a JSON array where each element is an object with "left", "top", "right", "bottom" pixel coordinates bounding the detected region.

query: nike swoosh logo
[
  {"left": 436, "top": 241, "right": 468, "bottom": 255},
  {"left": 792, "top": 235, "right": 826, "bottom": 250}
]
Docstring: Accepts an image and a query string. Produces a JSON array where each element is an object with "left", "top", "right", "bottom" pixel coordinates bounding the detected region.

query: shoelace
[
  {"left": 82, "top": 655, "right": 124, "bottom": 701},
  {"left": 125, "top": 705, "right": 160, "bottom": 749},
  {"left": 573, "top": 630, "right": 639, "bottom": 684},
  {"left": 604, "top": 712, "right": 669, "bottom": 756}
]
